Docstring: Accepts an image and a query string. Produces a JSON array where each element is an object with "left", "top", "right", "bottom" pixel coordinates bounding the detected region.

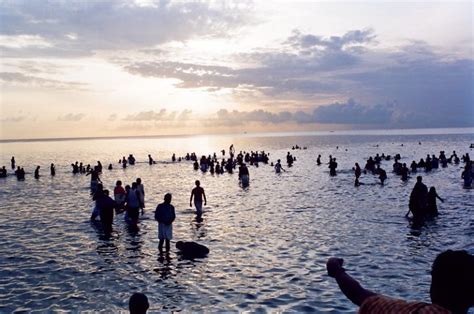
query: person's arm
[
  {"left": 154, "top": 206, "right": 160, "bottom": 222},
  {"left": 203, "top": 190, "right": 207, "bottom": 205},
  {"left": 326, "top": 257, "right": 377, "bottom": 306},
  {"left": 171, "top": 206, "right": 176, "bottom": 223},
  {"left": 190, "top": 190, "right": 194, "bottom": 207},
  {"left": 436, "top": 194, "right": 444, "bottom": 202}
]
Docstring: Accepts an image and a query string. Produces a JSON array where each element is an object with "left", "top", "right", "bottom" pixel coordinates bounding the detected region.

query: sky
[{"left": 0, "top": 0, "right": 473, "bottom": 140}]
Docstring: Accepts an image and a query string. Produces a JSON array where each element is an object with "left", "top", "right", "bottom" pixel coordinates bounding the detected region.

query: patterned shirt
[{"left": 359, "top": 295, "right": 451, "bottom": 314}]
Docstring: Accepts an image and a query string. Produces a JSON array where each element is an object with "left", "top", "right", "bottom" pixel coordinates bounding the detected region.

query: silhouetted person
[
  {"left": 148, "top": 154, "right": 154, "bottom": 165},
  {"left": 427, "top": 187, "right": 444, "bottom": 217},
  {"left": 15, "top": 166, "right": 24, "bottom": 180},
  {"left": 114, "top": 180, "right": 126, "bottom": 210},
  {"left": 176, "top": 241, "right": 209, "bottom": 258},
  {"left": 462, "top": 165, "right": 472, "bottom": 188},
  {"left": 190, "top": 180, "right": 207, "bottom": 218},
  {"left": 108, "top": 163, "right": 112, "bottom": 170},
  {"left": 407, "top": 176, "right": 428, "bottom": 226},
  {"left": 128, "top": 154, "right": 135, "bottom": 165},
  {"left": 377, "top": 166, "right": 387, "bottom": 185},
  {"left": 275, "top": 159, "right": 284, "bottom": 173},
  {"left": 136, "top": 178, "right": 145, "bottom": 215},
  {"left": 329, "top": 158, "right": 337, "bottom": 176},
  {"left": 286, "top": 152, "right": 293, "bottom": 167},
  {"left": 50, "top": 163, "right": 55, "bottom": 176},
  {"left": 155, "top": 193, "right": 175, "bottom": 254},
  {"left": 239, "top": 163, "right": 250, "bottom": 187},
  {"left": 0, "top": 166, "right": 6, "bottom": 178},
  {"left": 326, "top": 250, "right": 474, "bottom": 313},
  {"left": 11, "top": 156, "right": 15, "bottom": 169},
  {"left": 97, "top": 189, "right": 116, "bottom": 233},
  {"left": 354, "top": 163, "right": 361, "bottom": 180},
  {"left": 91, "top": 184, "right": 104, "bottom": 220},
  {"left": 86, "top": 166, "right": 101, "bottom": 193},
  {"left": 34, "top": 166, "right": 40, "bottom": 179},
  {"left": 129, "top": 292, "right": 149, "bottom": 314},
  {"left": 172, "top": 153, "right": 176, "bottom": 162},
  {"left": 125, "top": 182, "right": 140, "bottom": 226},
  {"left": 400, "top": 163, "right": 409, "bottom": 181},
  {"left": 317, "top": 154, "right": 322, "bottom": 165}
]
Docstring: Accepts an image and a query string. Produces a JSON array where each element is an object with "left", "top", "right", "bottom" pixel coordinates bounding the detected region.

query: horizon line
[{"left": 1, "top": 127, "right": 474, "bottom": 144}]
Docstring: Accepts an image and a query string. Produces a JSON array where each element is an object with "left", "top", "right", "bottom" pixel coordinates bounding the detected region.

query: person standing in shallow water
[
  {"left": 34, "top": 166, "right": 40, "bottom": 179},
  {"left": 407, "top": 176, "right": 428, "bottom": 226},
  {"left": 155, "top": 193, "right": 176, "bottom": 254},
  {"left": 50, "top": 163, "right": 55, "bottom": 176},
  {"left": 136, "top": 178, "right": 145, "bottom": 215},
  {"left": 427, "top": 186, "right": 444, "bottom": 217},
  {"left": 190, "top": 180, "right": 207, "bottom": 219}
]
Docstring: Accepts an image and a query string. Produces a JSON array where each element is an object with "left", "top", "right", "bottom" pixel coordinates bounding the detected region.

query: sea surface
[{"left": 0, "top": 129, "right": 473, "bottom": 313}]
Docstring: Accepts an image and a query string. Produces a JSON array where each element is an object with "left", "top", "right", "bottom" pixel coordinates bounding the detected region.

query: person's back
[
  {"left": 127, "top": 187, "right": 140, "bottom": 208},
  {"left": 192, "top": 186, "right": 204, "bottom": 203},
  {"left": 275, "top": 162, "right": 282, "bottom": 173},
  {"left": 155, "top": 202, "right": 175, "bottom": 225},
  {"left": 176, "top": 241, "right": 209, "bottom": 258}
]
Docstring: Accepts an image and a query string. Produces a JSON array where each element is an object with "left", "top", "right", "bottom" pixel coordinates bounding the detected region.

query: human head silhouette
[
  {"left": 430, "top": 250, "right": 474, "bottom": 313},
  {"left": 195, "top": 180, "right": 200, "bottom": 187},
  {"left": 129, "top": 292, "right": 149, "bottom": 314},
  {"left": 164, "top": 193, "right": 172, "bottom": 203}
]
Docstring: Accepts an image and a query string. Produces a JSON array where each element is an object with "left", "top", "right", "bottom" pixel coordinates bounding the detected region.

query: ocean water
[{"left": 0, "top": 129, "right": 473, "bottom": 313}]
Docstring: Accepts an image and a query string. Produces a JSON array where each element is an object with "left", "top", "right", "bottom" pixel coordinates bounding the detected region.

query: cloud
[
  {"left": 0, "top": 0, "right": 253, "bottom": 57},
  {"left": 58, "top": 113, "right": 86, "bottom": 121},
  {"left": 124, "top": 109, "right": 191, "bottom": 122},
  {"left": 108, "top": 114, "right": 118, "bottom": 121},
  {"left": 213, "top": 99, "right": 395, "bottom": 126},
  {"left": 285, "top": 28, "right": 376, "bottom": 52},
  {"left": 0, "top": 115, "right": 28, "bottom": 123},
  {"left": 311, "top": 99, "right": 394, "bottom": 124},
  {"left": 123, "top": 29, "right": 377, "bottom": 96},
  {"left": 0, "top": 72, "right": 87, "bottom": 90},
  {"left": 124, "top": 32, "right": 473, "bottom": 128}
]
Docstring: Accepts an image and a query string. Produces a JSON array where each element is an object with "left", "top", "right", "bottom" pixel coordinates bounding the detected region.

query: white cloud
[{"left": 0, "top": 35, "right": 52, "bottom": 49}]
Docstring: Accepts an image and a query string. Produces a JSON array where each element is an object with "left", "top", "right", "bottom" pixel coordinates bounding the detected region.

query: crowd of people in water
[{"left": 2, "top": 142, "right": 474, "bottom": 313}]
